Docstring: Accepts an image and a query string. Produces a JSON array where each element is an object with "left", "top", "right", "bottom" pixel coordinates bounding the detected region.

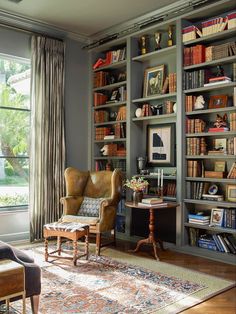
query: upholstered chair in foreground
[
  {"left": 0, "top": 241, "right": 41, "bottom": 314},
  {"left": 60, "top": 167, "right": 122, "bottom": 255}
]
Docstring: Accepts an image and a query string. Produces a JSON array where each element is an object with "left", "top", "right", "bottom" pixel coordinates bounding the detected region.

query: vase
[{"left": 132, "top": 191, "right": 143, "bottom": 203}]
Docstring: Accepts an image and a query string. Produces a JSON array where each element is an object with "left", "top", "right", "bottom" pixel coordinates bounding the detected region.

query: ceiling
[{"left": 0, "top": 0, "right": 178, "bottom": 38}]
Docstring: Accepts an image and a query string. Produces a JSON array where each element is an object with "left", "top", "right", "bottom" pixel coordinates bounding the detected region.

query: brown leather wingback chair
[{"left": 60, "top": 167, "right": 122, "bottom": 255}]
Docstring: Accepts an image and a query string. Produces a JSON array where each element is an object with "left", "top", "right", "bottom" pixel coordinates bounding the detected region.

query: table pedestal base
[{"left": 129, "top": 236, "right": 164, "bottom": 260}]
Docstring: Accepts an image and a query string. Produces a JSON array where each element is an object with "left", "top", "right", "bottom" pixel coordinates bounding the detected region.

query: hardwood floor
[{"left": 115, "top": 239, "right": 236, "bottom": 314}]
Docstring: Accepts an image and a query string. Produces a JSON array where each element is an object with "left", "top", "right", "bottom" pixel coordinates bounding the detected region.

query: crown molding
[
  {"left": 0, "top": 9, "right": 90, "bottom": 44},
  {"left": 89, "top": 0, "right": 190, "bottom": 41}
]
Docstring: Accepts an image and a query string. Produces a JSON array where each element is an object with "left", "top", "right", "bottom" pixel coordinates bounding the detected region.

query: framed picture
[
  {"left": 147, "top": 123, "right": 175, "bottom": 166},
  {"left": 143, "top": 65, "right": 165, "bottom": 97},
  {"left": 226, "top": 184, "right": 236, "bottom": 202},
  {"left": 209, "top": 95, "right": 228, "bottom": 109},
  {"left": 214, "top": 161, "right": 226, "bottom": 172},
  {"left": 210, "top": 208, "right": 224, "bottom": 226}
]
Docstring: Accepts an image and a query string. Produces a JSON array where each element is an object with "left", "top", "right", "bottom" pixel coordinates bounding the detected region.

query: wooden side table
[
  {"left": 0, "top": 259, "right": 26, "bottom": 314},
  {"left": 125, "top": 201, "right": 178, "bottom": 260},
  {"left": 43, "top": 222, "right": 89, "bottom": 266}
]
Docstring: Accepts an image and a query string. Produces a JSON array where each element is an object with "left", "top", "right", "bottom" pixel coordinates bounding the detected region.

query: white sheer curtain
[{"left": 30, "top": 35, "right": 65, "bottom": 241}]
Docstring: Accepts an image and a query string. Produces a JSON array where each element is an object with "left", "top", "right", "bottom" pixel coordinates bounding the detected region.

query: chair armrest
[
  {"left": 99, "top": 199, "right": 117, "bottom": 232},
  {"left": 60, "top": 196, "right": 84, "bottom": 216}
]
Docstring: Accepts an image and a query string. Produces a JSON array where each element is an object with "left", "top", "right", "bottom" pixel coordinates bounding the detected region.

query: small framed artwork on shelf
[
  {"left": 209, "top": 95, "right": 228, "bottom": 109},
  {"left": 147, "top": 123, "right": 175, "bottom": 166},
  {"left": 226, "top": 184, "right": 236, "bottom": 202},
  {"left": 210, "top": 208, "right": 224, "bottom": 227},
  {"left": 143, "top": 65, "right": 165, "bottom": 97}
]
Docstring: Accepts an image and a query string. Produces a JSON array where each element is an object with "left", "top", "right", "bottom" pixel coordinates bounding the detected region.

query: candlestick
[
  {"left": 157, "top": 169, "right": 160, "bottom": 187},
  {"left": 161, "top": 169, "right": 163, "bottom": 187}
]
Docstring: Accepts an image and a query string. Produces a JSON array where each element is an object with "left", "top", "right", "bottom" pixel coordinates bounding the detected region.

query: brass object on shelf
[
  {"left": 167, "top": 25, "right": 173, "bottom": 47},
  {"left": 154, "top": 32, "right": 162, "bottom": 50},
  {"left": 140, "top": 35, "right": 148, "bottom": 55}
]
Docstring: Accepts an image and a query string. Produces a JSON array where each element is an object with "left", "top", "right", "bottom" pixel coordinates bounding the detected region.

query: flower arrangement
[{"left": 124, "top": 176, "right": 149, "bottom": 192}]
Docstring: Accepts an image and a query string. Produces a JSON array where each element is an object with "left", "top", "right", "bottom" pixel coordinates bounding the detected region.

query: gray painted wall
[
  {"left": 64, "top": 39, "right": 89, "bottom": 170},
  {"left": 0, "top": 27, "right": 89, "bottom": 242}
]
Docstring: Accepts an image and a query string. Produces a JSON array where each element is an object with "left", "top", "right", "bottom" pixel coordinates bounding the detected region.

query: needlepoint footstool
[{"left": 43, "top": 222, "right": 89, "bottom": 266}]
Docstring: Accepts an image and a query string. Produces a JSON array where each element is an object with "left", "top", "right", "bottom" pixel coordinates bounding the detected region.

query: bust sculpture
[
  {"left": 194, "top": 95, "right": 205, "bottom": 110},
  {"left": 214, "top": 113, "right": 227, "bottom": 128}
]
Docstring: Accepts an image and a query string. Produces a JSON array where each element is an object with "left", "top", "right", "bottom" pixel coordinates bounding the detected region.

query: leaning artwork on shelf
[
  {"left": 210, "top": 208, "right": 224, "bottom": 227},
  {"left": 226, "top": 184, "right": 236, "bottom": 202},
  {"left": 147, "top": 123, "right": 175, "bottom": 166},
  {"left": 143, "top": 65, "right": 165, "bottom": 97},
  {"left": 209, "top": 95, "right": 228, "bottom": 109}
]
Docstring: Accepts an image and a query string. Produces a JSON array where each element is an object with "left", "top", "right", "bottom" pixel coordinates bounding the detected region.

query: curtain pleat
[{"left": 30, "top": 36, "right": 65, "bottom": 241}]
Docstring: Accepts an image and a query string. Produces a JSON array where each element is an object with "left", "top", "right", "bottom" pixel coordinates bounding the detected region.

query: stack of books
[
  {"left": 204, "top": 76, "right": 232, "bottom": 87},
  {"left": 188, "top": 213, "right": 210, "bottom": 225},
  {"left": 138, "top": 198, "right": 167, "bottom": 207}
]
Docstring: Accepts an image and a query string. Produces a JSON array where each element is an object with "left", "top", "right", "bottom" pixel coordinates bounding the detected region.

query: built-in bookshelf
[
  {"left": 182, "top": 6, "right": 236, "bottom": 264},
  {"left": 89, "top": 0, "right": 236, "bottom": 263}
]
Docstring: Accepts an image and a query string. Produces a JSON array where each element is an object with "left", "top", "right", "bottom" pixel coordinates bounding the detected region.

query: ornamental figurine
[
  {"left": 214, "top": 113, "right": 227, "bottom": 128},
  {"left": 194, "top": 95, "right": 205, "bottom": 110},
  {"left": 140, "top": 35, "right": 148, "bottom": 55},
  {"left": 167, "top": 25, "right": 173, "bottom": 47},
  {"left": 154, "top": 32, "right": 162, "bottom": 50}
]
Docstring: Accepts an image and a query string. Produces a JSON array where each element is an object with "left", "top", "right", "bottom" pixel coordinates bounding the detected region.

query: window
[{"left": 0, "top": 54, "right": 31, "bottom": 210}]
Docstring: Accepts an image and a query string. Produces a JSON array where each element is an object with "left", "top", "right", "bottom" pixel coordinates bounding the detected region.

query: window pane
[
  {"left": 0, "top": 109, "right": 30, "bottom": 157},
  {"left": 0, "top": 60, "right": 30, "bottom": 109},
  {"left": 0, "top": 157, "right": 29, "bottom": 207},
  {"left": 0, "top": 56, "right": 30, "bottom": 209}
]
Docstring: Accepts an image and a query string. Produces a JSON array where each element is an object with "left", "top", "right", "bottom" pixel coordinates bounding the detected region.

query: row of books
[
  {"left": 183, "top": 42, "right": 236, "bottom": 66},
  {"left": 187, "top": 160, "right": 202, "bottom": 177},
  {"left": 185, "top": 95, "right": 197, "bottom": 112},
  {"left": 93, "top": 71, "right": 126, "bottom": 88},
  {"left": 165, "top": 183, "right": 176, "bottom": 197},
  {"left": 168, "top": 73, "right": 177, "bottom": 93},
  {"left": 94, "top": 110, "right": 109, "bottom": 123},
  {"left": 93, "top": 47, "right": 126, "bottom": 70},
  {"left": 95, "top": 160, "right": 126, "bottom": 172},
  {"left": 182, "top": 11, "right": 235, "bottom": 42},
  {"left": 186, "top": 118, "right": 206, "bottom": 133},
  {"left": 183, "top": 69, "right": 209, "bottom": 90},
  {"left": 186, "top": 137, "right": 206, "bottom": 156},
  {"left": 95, "top": 127, "right": 110, "bottom": 140},
  {"left": 198, "top": 234, "right": 236, "bottom": 254},
  {"left": 207, "top": 137, "right": 236, "bottom": 156},
  {"left": 229, "top": 112, "right": 236, "bottom": 131}
]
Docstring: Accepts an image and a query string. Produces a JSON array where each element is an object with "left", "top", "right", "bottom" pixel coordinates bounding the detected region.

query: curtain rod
[{"left": 0, "top": 21, "right": 64, "bottom": 42}]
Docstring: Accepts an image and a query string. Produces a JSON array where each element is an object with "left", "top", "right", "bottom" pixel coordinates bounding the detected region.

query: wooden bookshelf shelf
[
  {"left": 184, "top": 55, "right": 236, "bottom": 70},
  {"left": 186, "top": 107, "right": 236, "bottom": 116},
  {"left": 132, "top": 113, "right": 176, "bottom": 122},
  {"left": 93, "top": 156, "right": 126, "bottom": 160},
  {"left": 93, "top": 81, "right": 127, "bottom": 92},
  {"left": 184, "top": 198, "right": 236, "bottom": 207},
  {"left": 185, "top": 177, "right": 236, "bottom": 184},
  {"left": 132, "top": 46, "right": 176, "bottom": 62},
  {"left": 185, "top": 155, "right": 235, "bottom": 159},
  {"left": 183, "top": 27, "right": 236, "bottom": 46},
  {"left": 186, "top": 131, "right": 236, "bottom": 137},
  {"left": 94, "top": 120, "right": 126, "bottom": 126},
  {"left": 94, "top": 138, "right": 126, "bottom": 143},
  {"left": 184, "top": 222, "right": 236, "bottom": 235},
  {"left": 184, "top": 82, "right": 236, "bottom": 93},
  {"left": 93, "top": 60, "right": 126, "bottom": 72},
  {"left": 93, "top": 101, "right": 127, "bottom": 110},
  {"left": 132, "top": 93, "right": 177, "bottom": 103}
]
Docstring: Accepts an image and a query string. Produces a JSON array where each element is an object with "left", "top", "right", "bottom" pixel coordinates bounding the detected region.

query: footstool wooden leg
[
  {"left": 73, "top": 240, "right": 78, "bottom": 266},
  {"left": 57, "top": 236, "right": 62, "bottom": 256},
  {"left": 44, "top": 238, "right": 49, "bottom": 262},
  {"left": 85, "top": 233, "right": 89, "bottom": 260}
]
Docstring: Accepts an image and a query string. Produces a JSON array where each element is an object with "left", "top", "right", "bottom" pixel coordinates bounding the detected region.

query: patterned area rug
[{"left": 12, "top": 245, "right": 235, "bottom": 314}]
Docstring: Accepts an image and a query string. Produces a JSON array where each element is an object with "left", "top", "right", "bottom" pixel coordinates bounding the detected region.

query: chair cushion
[
  {"left": 78, "top": 197, "right": 104, "bottom": 217},
  {"left": 61, "top": 215, "right": 99, "bottom": 225},
  {"left": 44, "top": 221, "right": 89, "bottom": 232}
]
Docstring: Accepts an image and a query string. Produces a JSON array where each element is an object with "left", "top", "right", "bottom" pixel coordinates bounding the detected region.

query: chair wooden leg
[
  {"left": 96, "top": 233, "right": 101, "bottom": 256},
  {"left": 113, "top": 229, "right": 116, "bottom": 247},
  {"left": 30, "top": 295, "right": 40, "bottom": 314}
]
